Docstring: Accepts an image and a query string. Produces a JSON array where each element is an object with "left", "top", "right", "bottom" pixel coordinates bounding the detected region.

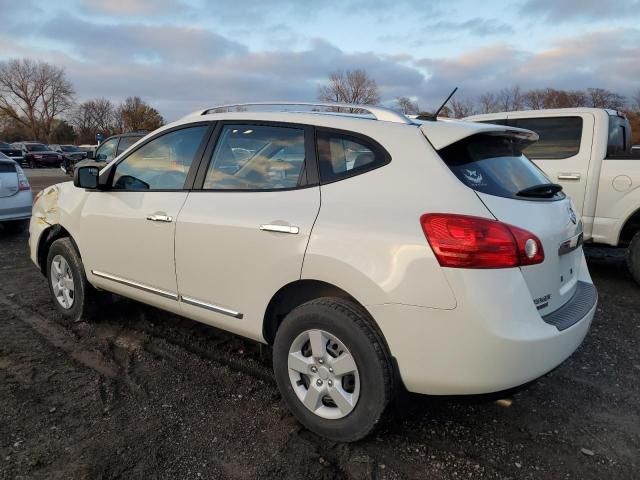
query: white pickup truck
[{"left": 466, "top": 108, "right": 640, "bottom": 284}]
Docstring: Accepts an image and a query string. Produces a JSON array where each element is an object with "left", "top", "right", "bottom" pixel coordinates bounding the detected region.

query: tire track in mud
[{"left": 0, "top": 294, "right": 119, "bottom": 379}]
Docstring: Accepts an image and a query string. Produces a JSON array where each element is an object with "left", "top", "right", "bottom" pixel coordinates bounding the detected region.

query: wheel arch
[
  {"left": 619, "top": 207, "right": 640, "bottom": 247},
  {"left": 263, "top": 279, "right": 383, "bottom": 346},
  {"left": 37, "top": 224, "right": 81, "bottom": 275}
]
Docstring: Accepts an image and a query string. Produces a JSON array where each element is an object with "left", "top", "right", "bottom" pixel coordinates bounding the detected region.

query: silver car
[{"left": 0, "top": 152, "right": 32, "bottom": 233}]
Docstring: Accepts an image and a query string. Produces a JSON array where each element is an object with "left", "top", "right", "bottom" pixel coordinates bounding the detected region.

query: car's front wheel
[
  {"left": 273, "top": 297, "right": 394, "bottom": 442},
  {"left": 46, "top": 238, "right": 103, "bottom": 321},
  {"left": 627, "top": 231, "right": 640, "bottom": 286}
]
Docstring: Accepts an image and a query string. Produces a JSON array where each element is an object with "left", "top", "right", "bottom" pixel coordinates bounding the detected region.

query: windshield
[
  {"left": 439, "top": 134, "right": 562, "bottom": 200},
  {"left": 0, "top": 142, "right": 10, "bottom": 148},
  {"left": 25, "top": 144, "right": 49, "bottom": 152},
  {"left": 61, "top": 145, "right": 79, "bottom": 152}
]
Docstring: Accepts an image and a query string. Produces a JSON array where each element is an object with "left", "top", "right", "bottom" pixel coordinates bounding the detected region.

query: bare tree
[
  {"left": 395, "top": 96, "right": 419, "bottom": 114},
  {"left": 0, "top": 58, "right": 74, "bottom": 142},
  {"left": 115, "top": 96, "right": 164, "bottom": 132},
  {"left": 496, "top": 86, "right": 524, "bottom": 111},
  {"left": 450, "top": 98, "right": 475, "bottom": 118},
  {"left": 522, "top": 89, "right": 546, "bottom": 110},
  {"left": 318, "top": 70, "right": 380, "bottom": 106},
  {"left": 70, "top": 98, "right": 116, "bottom": 144},
  {"left": 586, "top": 88, "right": 626, "bottom": 110},
  {"left": 478, "top": 92, "right": 498, "bottom": 113}
]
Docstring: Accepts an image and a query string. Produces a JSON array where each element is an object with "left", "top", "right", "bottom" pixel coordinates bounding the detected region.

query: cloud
[
  {"left": 521, "top": 0, "right": 640, "bottom": 22},
  {"left": 413, "top": 28, "right": 640, "bottom": 108},
  {"left": 40, "top": 16, "right": 248, "bottom": 64},
  {"left": 428, "top": 18, "right": 514, "bottom": 36},
  {"left": 79, "top": 0, "right": 188, "bottom": 16}
]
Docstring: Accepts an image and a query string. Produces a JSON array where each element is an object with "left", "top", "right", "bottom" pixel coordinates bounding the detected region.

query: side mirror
[
  {"left": 74, "top": 165, "right": 100, "bottom": 189},
  {"left": 87, "top": 150, "right": 95, "bottom": 160}
]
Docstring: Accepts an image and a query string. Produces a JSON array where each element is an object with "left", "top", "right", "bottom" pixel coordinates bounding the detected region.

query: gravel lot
[{"left": 1, "top": 169, "right": 638, "bottom": 479}]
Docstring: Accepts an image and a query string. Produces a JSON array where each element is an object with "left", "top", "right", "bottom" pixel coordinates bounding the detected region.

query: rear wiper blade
[{"left": 516, "top": 183, "right": 563, "bottom": 198}]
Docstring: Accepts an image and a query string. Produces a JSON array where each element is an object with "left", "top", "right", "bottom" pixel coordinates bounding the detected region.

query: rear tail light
[
  {"left": 15, "top": 165, "right": 31, "bottom": 191},
  {"left": 420, "top": 213, "right": 544, "bottom": 269}
]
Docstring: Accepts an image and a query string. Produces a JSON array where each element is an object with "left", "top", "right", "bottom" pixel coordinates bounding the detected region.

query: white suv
[{"left": 29, "top": 102, "right": 597, "bottom": 441}]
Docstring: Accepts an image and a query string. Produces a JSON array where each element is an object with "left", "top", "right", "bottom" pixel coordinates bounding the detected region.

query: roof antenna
[{"left": 416, "top": 87, "right": 458, "bottom": 121}]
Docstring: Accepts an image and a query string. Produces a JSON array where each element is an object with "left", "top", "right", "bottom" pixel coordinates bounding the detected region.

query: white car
[
  {"left": 0, "top": 152, "right": 32, "bottom": 232},
  {"left": 29, "top": 102, "right": 597, "bottom": 441}
]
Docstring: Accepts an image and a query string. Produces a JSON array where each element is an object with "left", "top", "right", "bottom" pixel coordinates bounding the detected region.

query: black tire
[
  {"left": 626, "top": 231, "right": 640, "bottom": 286},
  {"left": 46, "top": 238, "right": 103, "bottom": 322},
  {"left": 2, "top": 219, "right": 29, "bottom": 234},
  {"left": 273, "top": 297, "right": 394, "bottom": 442}
]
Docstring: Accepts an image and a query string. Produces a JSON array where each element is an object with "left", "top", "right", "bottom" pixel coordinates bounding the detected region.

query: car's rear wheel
[
  {"left": 46, "top": 238, "right": 103, "bottom": 321},
  {"left": 2, "top": 220, "right": 29, "bottom": 234},
  {"left": 626, "top": 231, "right": 640, "bottom": 286},
  {"left": 273, "top": 297, "right": 394, "bottom": 442}
]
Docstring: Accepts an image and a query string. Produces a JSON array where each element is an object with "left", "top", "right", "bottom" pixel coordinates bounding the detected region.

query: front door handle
[
  {"left": 558, "top": 173, "right": 581, "bottom": 180},
  {"left": 259, "top": 224, "right": 299, "bottom": 234},
  {"left": 146, "top": 214, "right": 173, "bottom": 223}
]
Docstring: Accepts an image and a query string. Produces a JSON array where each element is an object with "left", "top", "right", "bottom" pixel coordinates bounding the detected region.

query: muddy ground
[{"left": 0, "top": 170, "right": 638, "bottom": 479}]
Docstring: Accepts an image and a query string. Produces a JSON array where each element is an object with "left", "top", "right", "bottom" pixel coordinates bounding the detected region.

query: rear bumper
[
  {"left": 369, "top": 254, "right": 596, "bottom": 395},
  {"left": 0, "top": 190, "right": 32, "bottom": 222}
]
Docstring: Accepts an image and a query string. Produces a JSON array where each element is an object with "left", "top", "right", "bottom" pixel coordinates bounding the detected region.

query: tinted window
[
  {"left": 112, "top": 126, "right": 207, "bottom": 190},
  {"left": 607, "top": 116, "right": 632, "bottom": 157},
  {"left": 0, "top": 142, "right": 10, "bottom": 148},
  {"left": 61, "top": 145, "right": 80, "bottom": 152},
  {"left": 439, "top": 134, "right": 558, "bottom": 200},
  {"left": 95, "top": 138, "right": 118, "bottom": 161},
  {"left": 116, "top": 136, "right": 141, "bottom": 156},
  {"left": 511, "top": 117, "right": 582, "bottom": 159},
  {"left": 316, "top": 131, "right": 388, "bottom": 183},
  {"left": 204, "top": 125, "right": 305, "bottom": 190}
]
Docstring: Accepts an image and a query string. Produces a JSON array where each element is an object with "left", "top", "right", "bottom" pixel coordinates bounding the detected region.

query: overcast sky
[{"left": 2, "top": 0, "right": 639, "bottom": 120}]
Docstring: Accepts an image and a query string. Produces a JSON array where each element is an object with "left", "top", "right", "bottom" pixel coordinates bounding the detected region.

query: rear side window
[
  {"left": 607, "top": 116, "right": 632, "bottom": 157},
  {"left": 439, "top": 134, "right": 560, "bottom": 200},
  {"left": 316, "top": 131, "right": 389, "bottom": 183},
  {"left": 510, "top": 117, "right": 582, "bottom": 159}
]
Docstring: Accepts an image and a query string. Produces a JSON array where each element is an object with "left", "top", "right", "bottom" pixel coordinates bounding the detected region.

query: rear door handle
[
  {"left": 146, "top": 214, "right": 173, "bottom": 223},
  {"left": 558, "top": 173, "right": 581, "bottom": 180},
  {"left": 259, "top": 224, "right": 299, "bottom": 234}
]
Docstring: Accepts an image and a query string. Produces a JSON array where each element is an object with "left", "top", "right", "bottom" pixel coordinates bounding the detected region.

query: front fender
[{"left": 29, "top": 181, "right": 90, "bottom": 271}]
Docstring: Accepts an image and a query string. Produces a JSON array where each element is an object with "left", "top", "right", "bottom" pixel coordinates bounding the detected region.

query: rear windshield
[
  {"left": 0, "top": 161, "right": 16, "bottom": 172},
  {"left": 61, "top": 145, "right": 80, "bottom": 152},
  {"left": 439, "top": 134, "right": 562, "bottom": 200}
]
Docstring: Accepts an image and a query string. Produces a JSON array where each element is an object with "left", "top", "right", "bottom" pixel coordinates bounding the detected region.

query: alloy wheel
[
  {"left": 50, "top": 254, "right": 75, "bottom": 309},
  {"left": 287, "top": 329, "right": 360, "bottom": 419}
]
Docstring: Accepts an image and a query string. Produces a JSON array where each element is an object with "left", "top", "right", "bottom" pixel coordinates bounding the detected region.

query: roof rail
[{"left": 201, "top": 102, "right": 412, "bottom": 124}]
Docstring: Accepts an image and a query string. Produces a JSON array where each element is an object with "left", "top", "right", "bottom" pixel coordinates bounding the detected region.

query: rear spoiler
[{"left": 419, "top": 119, "right": 539, "bottom": 150}]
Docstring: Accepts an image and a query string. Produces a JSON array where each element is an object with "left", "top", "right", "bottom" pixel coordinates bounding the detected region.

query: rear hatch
[
  {"left": 433, "top": 128, "right": 583, "bottom": 315},
  {"left": 0, "top": 161, "right": 19, "bottom": 198}
]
